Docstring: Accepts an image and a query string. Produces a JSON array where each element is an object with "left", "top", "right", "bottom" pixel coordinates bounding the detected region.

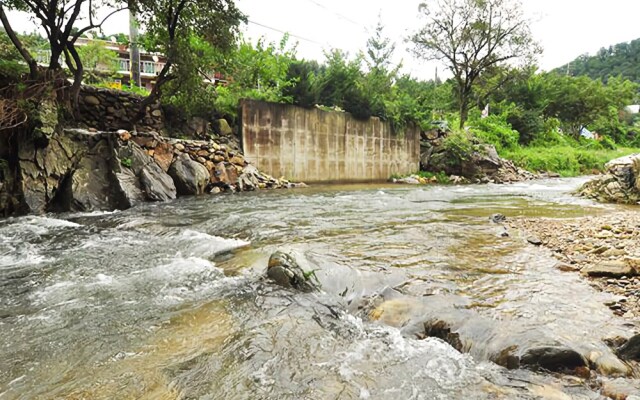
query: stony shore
[{"left": 506, "top": 212, "right": 640, "bottom": 322}]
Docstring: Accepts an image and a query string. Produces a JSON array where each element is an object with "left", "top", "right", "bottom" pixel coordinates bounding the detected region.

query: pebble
[{"left": 507, "top": 212, "right": 640, "bottom": 322}]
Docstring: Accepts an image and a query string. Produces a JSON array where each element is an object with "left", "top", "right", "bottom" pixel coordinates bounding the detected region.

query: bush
[
  {"left": 506, "top": 108, "right": 544, "bottom": 145},
  {"left": 502, "top": 146, "right": 639, "bottom": 176},
  {"left": 468, "top": 115, "right": 519, "bottom": 152},
  {"left": 442, "top": 129, "right": 474, "bottom": 167}
]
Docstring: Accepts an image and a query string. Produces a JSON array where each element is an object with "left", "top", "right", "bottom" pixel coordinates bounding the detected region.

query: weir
[{"left": 240, "top": 99, "right": 420, "bottom": 182}]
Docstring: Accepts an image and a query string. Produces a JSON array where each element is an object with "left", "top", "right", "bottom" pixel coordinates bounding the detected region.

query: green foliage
[
  {"left": 76, "top": 41, "right": 119, "bottom": 83},
  {"left": 468, "top": 114, "right": 519, "bottom": 152},
  {"left": 212, "top": 35, "right": 296, "bottom": 120},
  {"left": 0, "top": 29, "right": 45, "bottom": 78},
  {"left": 283, "top": 60, "right": 321, "bottom": 108},
  {"left": 554, "top": 38, "right": 640, "bottom": 84},
  {"left": 362, "top": 16, "right": 401, "bottom": 120},
  {"left": 503, "top": 146, "right": 639, "bottom": 176},
  {"left": 314, "top": 49, "right": 371, "bottom": 119},
  {"left": 94, "top": 82, "right": 150, "bottom": 96},
  {"left": 120, "top": 157, "right": 132, "bottom": 168},
  {"left": 541, "top": 73, "right": 638, "bottom": 139},
  {"left": 135, "top": 0, "right": 245, "bottom": 117},
  {"left": 121, "top": 84, "right": 150, "bottom": 96},
  {"left": 415, "top": 170, "right": 451, "bottom": 184},
  {"left": 441, "top": 130, "right": 474, "bottom": 167}
]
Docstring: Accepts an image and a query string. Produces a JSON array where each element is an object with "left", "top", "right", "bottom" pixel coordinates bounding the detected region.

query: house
[{"left": 35, "top": 36, "right": 228, "bottom": 90}]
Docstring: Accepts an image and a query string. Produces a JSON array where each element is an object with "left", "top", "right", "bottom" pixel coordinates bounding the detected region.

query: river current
[{"left": 0, "top": 178, "right": 636, "bottom": 399}]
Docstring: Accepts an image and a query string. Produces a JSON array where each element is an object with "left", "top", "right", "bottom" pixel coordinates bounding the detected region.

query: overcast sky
[{"left": 8, "top": 0, "right": 640, "bottom": 80}]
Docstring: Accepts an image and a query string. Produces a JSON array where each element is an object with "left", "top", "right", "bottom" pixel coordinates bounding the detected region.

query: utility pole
[{"left": 128, "top": 2, "right": 141, "bottom": 88}]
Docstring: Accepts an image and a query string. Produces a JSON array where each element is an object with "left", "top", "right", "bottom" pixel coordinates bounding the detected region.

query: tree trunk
[
  {"left": 49, "top": 43, "right": 65, "bottom": 70},
  {"left": 66, "top": 44, "right": 84, "bottom": 111},
  {"left": 458, "top": 95, "right": 469, "bottom": 129},
  {"left": 0, "top": 5, "right": 38, "bottom": 79},
  {"left": 133, "top": 61, "right": 172, "bottom": 126}
]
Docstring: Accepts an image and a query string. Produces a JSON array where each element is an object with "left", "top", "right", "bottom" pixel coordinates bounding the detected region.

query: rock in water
[
  {"left": 617, "top": 334, "right": 640, "bottom": 361},
  {"left": 490, "top": 213, "right": 506, "bottom": 223},
  {"left": 519, "top": 346, "right": 587, "bottom": 372},
  {"left": 266, "top": 251, "right": 319, "bottom": 292}
]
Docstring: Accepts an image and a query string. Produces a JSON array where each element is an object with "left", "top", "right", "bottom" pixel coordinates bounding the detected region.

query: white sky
[{"left": 7, "top": 0, "right": 640, "bottom": 80}]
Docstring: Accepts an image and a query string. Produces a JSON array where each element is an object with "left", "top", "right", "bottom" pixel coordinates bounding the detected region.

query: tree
[
  {"left": 212, "top": 36, "right": 297, "bottom": 119},
  {"left": 1, "top": 0, "right": 127, "bottom": 103},
  {"left": 315, "top": 49, "right": 372, "bottom": 119},
  {"left": 411, "top": 0, "right": 540, "bottom": 128},
  {"left": 76, "top": 41, "right": 118, "bottom": 83},
  {"left": 283, "top": 59, "right": 322, "bottom": 108},
  {"left": 363, "top": 16, "right": 401, "bottom": 119},
  {"left": 542, "top": 73, "right": 638, "bottom": 140},
  {"left": 133, "top": 0, "right": 246, "bottom": 119}
]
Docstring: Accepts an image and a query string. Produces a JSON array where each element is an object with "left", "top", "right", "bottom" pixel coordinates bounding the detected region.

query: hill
[{"left": 553, "top": 38, "right": 640, "bottom": 83}]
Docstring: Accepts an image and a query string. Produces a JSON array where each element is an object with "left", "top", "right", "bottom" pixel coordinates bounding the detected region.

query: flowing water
[{"left": 0, "top": 178, "right": 637, "bottom": 399}]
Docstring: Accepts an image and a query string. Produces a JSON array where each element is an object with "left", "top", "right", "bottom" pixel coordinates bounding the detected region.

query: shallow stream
[{"left": 1, "top": 178, "right": 638, "bottom": 399}]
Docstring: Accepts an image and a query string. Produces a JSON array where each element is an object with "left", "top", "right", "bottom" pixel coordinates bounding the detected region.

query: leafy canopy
[{"left": 411, "top": 0, "right": 541, "bottom": 128}]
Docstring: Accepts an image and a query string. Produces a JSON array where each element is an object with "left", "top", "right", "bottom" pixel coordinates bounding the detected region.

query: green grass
[
  {"left": 415, "top": 171, "right": 451, "bottom": 184},
  {"left": 391, "top": 171, "right": 451, "bottom": 184},
  {"left": 502, "top": 146, "right": 639, "bottom": 176}
]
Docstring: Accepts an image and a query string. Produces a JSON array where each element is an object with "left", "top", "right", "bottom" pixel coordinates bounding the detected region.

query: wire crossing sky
[{"left": 7, "top": 0, "right": 640, "bottom": 80}]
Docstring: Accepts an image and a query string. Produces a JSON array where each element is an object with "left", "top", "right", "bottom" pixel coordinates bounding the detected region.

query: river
[{"left": 0, "top": 178, "right": 637, "bottom": 399}]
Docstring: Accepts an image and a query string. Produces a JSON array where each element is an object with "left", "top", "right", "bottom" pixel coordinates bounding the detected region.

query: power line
[
  {"left": 247, "top": 20, "right": 326, "bottom": 46},
  {"left": 303, "top": 0, "right": 368, "bottom": 32}
]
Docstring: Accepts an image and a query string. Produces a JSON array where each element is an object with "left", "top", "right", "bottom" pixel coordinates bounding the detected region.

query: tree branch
[{"left": 71, "top": 6, "right": 128, "bottom": 43}]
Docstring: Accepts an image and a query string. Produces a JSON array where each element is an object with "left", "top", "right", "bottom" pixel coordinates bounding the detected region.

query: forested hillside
[{"left": 554, "top": 38, "right": 640, "bottom": 83}]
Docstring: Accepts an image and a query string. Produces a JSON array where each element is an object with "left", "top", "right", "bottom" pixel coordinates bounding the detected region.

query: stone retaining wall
[{"left": 77, "top": 86, "right": 165, "bottom": 132}]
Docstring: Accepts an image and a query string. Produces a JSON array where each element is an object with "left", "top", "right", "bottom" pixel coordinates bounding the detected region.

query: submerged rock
[
  {"left": 519, "top": 346, "right": 587, "bottom": 372},
  {"left": 367, "top": 294, "right": 625, "bottom": 376},
  {"left": 266, "top": 251, "right": 319, "bottom": 292}
]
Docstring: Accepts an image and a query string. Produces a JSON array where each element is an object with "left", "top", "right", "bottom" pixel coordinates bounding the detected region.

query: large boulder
[
  {"left": 71, "top": 137, "right": 133, "bottom": 211},
  {"left": 168, "top": 153, "right": 210, "bottom": 195},
  {"left": 116, "top": 142, "right": 177, "bottom": 202},
  {"left": 579, "top": 154, "right": 640, "bottom": 204},
  {"left": 421, "top": 133, "right": 533, "bottom": 183}
]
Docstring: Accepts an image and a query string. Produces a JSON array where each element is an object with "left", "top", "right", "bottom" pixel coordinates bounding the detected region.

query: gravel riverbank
[{"left": 506, "top": 212, "right": 640, "bottom": 322}]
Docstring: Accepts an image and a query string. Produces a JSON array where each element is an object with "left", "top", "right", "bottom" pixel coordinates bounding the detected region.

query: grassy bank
[{"left": 501, "top": 146, "right": 640, "bottom": 177}]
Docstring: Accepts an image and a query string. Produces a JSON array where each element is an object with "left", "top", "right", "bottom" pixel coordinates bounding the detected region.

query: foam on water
[
  {"left": 145, "top": 256, "right": 223, "bottom": 280},
  {"left": 0, "top": 251, "right": 50, "bottom": 268},
  {"left": 177, "top": 229, "right": 251, "bottom": 256}
]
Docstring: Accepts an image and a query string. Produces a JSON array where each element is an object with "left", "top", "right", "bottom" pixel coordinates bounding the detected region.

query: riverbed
[{"left": 1, "top": 178, "right": 638, "bottom": 399}]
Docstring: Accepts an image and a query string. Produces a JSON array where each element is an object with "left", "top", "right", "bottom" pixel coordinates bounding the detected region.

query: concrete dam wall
[{"left": 240, "top": 99, "right": 420, "bottom": 183}]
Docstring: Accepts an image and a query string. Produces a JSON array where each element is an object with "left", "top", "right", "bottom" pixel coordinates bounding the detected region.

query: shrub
[
  {"left": 468, "top": 115, "right": 519, "bottom": 152},
  {"left": 442, "top": 130, "right": 474, "bottom": 167}
]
